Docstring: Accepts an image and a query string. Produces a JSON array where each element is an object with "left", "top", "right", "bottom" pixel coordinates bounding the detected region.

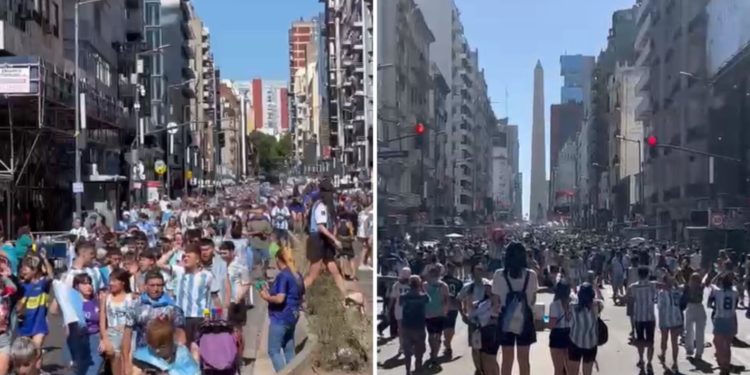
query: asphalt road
[{"left": 376, "top": 283, "right": 750, "bottom": 375}]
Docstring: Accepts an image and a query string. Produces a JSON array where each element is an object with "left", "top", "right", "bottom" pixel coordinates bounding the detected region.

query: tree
[{"left": 248, "top": 131, "right": 293, "bottom": 175}]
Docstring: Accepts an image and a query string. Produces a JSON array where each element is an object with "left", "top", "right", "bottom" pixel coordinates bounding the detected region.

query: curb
[{"left": 278, "top": 322, "right": 320, "bottom": 375}]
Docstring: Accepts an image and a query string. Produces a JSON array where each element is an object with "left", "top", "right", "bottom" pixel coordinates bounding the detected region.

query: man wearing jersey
[
  {"left": 628, "top": 267, "right": 658, "bottom": 374},
  {"left": 442, "top": 262, "right": 464, "bottom": 359},
  {"left": 389, "top": 267, "right": 413, "bottom": 355},
  {"left": 423, "top": 266, "right": 450, "bottom": 368}
]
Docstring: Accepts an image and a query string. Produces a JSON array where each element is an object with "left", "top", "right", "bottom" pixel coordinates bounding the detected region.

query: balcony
[
  {"left": 182, "top": 65, "right": 196, "bottom": 80},
  {"left": 180, "top": 0, "right": 193, "bottom": 20},
  {"left": 181, "top": 42, "right": 194, "bottom": 59},
  {"left": 181, "top": 20, "right": 194, "bottom": 40},
  {"left": 181, "top": 82, "right": 196, "bottom": 99}
]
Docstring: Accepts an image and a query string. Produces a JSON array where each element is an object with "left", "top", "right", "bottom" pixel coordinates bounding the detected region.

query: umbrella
[
  {"left": 445, "top": 233, "right": 464, "bottom": 239},
  {"left": 628, "top": 237, "right": 646, "bottom": 246}
]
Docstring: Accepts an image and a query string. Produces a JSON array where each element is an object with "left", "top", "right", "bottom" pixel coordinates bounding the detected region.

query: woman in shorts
[
  {"left": 568, "top": 283, "right": 603, "bottom": 375},
  {"left": 657, "top": 272, "right": 683, "bottom": 372},
  {"left": 548, "top": 281, "right": 572, "bottom": 375},
  {"left": 468, "top": 280, "right": 499, "bottom": 375},
  {"left": 708, "top": 272, "right": 739, "bottom": 375},
  {"left": 100, "top": 268, "right": 135, "bottom": 375}
]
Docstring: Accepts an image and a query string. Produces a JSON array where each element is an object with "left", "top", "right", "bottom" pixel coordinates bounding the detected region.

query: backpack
[
  {"left": 500, "top": 271, "right": 530, "bottom": 335},
  {"left": 597, "top": 315, "right": 609, "bottom": 346}
]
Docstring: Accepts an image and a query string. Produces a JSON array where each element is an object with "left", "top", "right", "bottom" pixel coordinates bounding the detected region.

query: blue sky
[
  {"left": 191, "top": 0, "right": 323, "bottom": 80},
  {"left": 455, "top": 0, "right": 637, "bottom": 217}
]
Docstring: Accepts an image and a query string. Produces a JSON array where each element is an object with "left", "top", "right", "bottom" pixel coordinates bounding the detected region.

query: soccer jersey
[
  {"left": 549, "top": 299, "right": 572, "bottom": 329},
  {"left": 569, "top": 301, "right": 603, "bottom": 350},
  {"left": 709, "top": 286, "right": 739, "bottom": 319},
  {"left": 629, "top": 281, "right": 657, "bottom": 322},
  {"left": 18, "top": 279, "right": 51, "bottom": 336},
  {"left": 657, "top": 288, "right": 684, "bottom": 328},
  {"left": 169, "top": 265, "right": 217, "bottom": 318}
]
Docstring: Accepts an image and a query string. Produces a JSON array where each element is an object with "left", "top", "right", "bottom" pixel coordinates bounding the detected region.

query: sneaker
[{"left": 646, "top": 363, "right": 654, "bottom": 375}]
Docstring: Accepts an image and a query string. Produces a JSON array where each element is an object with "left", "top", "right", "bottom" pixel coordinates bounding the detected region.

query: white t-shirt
[
  {"left": 458, "top": 279, "right": 490, "bottom": 305},
  {"left": 310, "top": 203, "right": 328, "bottom": 233},
  {"left": 491, "top": 268, "right": 538, "bottom": 309}
]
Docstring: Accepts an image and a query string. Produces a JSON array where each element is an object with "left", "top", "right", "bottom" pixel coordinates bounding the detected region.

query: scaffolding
[{"left": 0, "top": 55, "right": 124, "bottom": 234}]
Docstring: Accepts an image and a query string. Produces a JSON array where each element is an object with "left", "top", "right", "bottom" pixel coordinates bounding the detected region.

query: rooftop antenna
[{"left": 505, "top": 86, "right": 509, "bottom": 118}]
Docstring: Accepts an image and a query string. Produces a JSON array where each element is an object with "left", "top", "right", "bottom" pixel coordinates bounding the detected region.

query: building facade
[{"left": 248, "top": 79, "right": 289, "bottom": 138}]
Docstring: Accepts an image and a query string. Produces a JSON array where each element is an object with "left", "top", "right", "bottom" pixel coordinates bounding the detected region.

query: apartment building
[{"left": 322, "top": 0, "right": 373, "bottom": 177}]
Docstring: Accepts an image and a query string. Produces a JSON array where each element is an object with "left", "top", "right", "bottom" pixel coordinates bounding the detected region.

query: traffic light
[
  {"left": 415, "top": 122, "right": 425, "bottom": 148},
  {"left": 647, "top": 135, "right": 658, "bottom": 158}
]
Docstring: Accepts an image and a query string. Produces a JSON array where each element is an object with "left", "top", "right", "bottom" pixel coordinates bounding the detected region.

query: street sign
[
  {"left": 154, "top": 160, "right": 167, "bottom": 175},
  {"left": 378, "top": 150, "right": 409, "bottom": 159},
  {"left": 710, "top": 213, "right": 724, "bottom": 228},
  {"left": 72, "top": 182, "right": 84, "bottom": 194},
  {"left": 167, "top": 122, "right": 179, "bottom": 135}
]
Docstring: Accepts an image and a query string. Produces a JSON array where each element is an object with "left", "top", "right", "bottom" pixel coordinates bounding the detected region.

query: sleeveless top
[
  {"left": 425, "top": 282, "right": 444, "bottom": 317},
  {"left": 106, "top": 293, "right": 135, "bottom": 330}
]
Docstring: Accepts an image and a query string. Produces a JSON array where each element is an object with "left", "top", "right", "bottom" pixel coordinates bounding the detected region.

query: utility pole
[{"left": 74, "top": 0, "right": 82, "bottom": 220}]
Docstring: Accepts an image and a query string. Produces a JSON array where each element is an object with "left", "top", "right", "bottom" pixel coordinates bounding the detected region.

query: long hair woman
[
  {"left": 568, "top": 283, "right": 602, "bottom": 375},
  {"left": 100, "top": 268, "right": 135, "bottom": 375},
  {"left": 259, "top": 246, "right": 305, "bottom": 372},
  {"left": 657, "top": 272, "right": 683, "bottom": 372},
  {"left": 492, "top": 242, "right": 537, "bottom": 375},
  {"left": 708, "top": 272, "right": 739, "bottom": 375},
  {"left": 548, "top": 281, "right": 572, "bottom": 375}
]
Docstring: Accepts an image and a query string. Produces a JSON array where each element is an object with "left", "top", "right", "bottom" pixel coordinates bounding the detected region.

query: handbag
[{"left": 596, "top": 315, "right": 608, "bottom": 346}]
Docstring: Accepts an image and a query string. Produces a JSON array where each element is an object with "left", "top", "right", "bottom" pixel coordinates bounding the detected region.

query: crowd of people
[
  {"left": 0, "top": 177, "right": 372, "bottom": 375},
  {"left": 379, "top": 227, "right": 749, "bottom": 375}
]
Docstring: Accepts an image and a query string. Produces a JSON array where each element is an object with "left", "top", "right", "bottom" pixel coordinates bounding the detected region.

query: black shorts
[
  {"left": 480, "top": 325, "right": 501, "bottom": 355},
  {"left": 635, "top": 321, "right": 656, "bottom": 345},
  {"left": 307, "top": 233, "right": 336, "bottom": 263},
  {"left": 569, "top": 344, "right": 597, "bottom": 363},
  {"left": 337, "top": 246, "right": 355, "bottom": 259},
  {"left": 228, "top": 303, "right": 248, "bottom": 327},
  {"left": 184, "top": 317, "right": 203, "bottom": 344},
  {"left": 498, "top": 312, "right": 537, "bottom": 347},
  {"left": 425, "top": 317, "right": 445, "bottom": 334},
  {"left": 445, "top": 310, "right": 459, "bottom": 330},
  {"left": 549, "top": 328, "right": 571, "bottom": 349}
]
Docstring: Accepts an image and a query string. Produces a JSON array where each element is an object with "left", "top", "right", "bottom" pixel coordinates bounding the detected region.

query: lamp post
[{"left": 74, "top": 0, "right": 103, "bottom": 220}]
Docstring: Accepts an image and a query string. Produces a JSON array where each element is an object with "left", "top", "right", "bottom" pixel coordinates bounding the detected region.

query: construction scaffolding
[{"left": 0, "top": 55, "right": 125, "bottom": 235}]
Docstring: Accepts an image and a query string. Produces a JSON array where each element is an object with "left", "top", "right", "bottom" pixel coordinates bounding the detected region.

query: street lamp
[{"left": 74, "top": 0, "right": 104, "bottom": 220}]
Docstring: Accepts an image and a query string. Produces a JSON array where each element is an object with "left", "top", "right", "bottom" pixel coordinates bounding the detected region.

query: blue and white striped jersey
[
  {"left": 709, "top": 286, "right": 738, "bottom": 319},
  {"left": 63, "top": 266, "right": 105, "bottom": 293},
  {"left": 169, "top": 265, "right": 218, "bottom": 318},
  {"left": 657, "top": 288, "right": 684, "bottom": 329},
  {"left": 629, "top": 281, "right": 657, "bottom": 322},
  {"left": 569, "top": 300, "right": 603, "bottom": 350}
]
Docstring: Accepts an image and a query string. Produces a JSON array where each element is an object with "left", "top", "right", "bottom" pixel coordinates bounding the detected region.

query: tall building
[
  {"left": 377, "top": 0, "right": 435, "bottom": 220},
  {"left": 414, "top": 0, "right": 497, "bottom": 219},
  {"left": 560, "top": 54, "right": 595, "bottom": 106},
  {"left": 321, "top": 0, "right": 374, "bottom": 177},
  {"left": 637, "top": 0, "right": 711, "bottom": 239},
  {"left": 289, "top": 19, "right": 315, "bottom": 88},
  {"left": 550, "top": 103, "right": 583, "bottom": 169},
  {"left": 530, "top": 60, "right": 547, "bottom": 222},
  {"left": 248, "top": 79, "right": 289, "bottom": 138}
]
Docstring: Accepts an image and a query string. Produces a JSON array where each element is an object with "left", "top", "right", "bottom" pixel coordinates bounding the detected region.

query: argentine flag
[{"left": 51, "top": 280, "right": 86, "bottom": 328}]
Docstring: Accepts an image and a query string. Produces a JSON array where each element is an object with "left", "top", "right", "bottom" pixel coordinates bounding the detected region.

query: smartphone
[{"left": 255, "top": 280, "right": 267, "bottom": 291}]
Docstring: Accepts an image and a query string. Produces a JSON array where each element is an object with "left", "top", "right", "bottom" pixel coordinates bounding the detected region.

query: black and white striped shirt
[{"left": 629, "top": 281, "right": 657, "bottom": 322}]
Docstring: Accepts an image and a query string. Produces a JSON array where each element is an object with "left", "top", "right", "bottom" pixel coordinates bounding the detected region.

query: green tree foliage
[{"left": 248, "top": 131, "right": 293, "bottom": 174}]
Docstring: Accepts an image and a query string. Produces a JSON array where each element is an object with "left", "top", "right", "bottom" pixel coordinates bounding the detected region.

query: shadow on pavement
[
  {"left": 687, "top": 357, "right": 716, "bottom": 374},
  {"left": 732, "top": 337, "right": 750, "bottom": 348},
  {"left": 378, "top": 353, "right": 407, "bottom": 369}
]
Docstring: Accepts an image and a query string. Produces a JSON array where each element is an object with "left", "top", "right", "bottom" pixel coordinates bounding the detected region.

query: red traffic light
[
  {"left": 415, "top": 123, "right": 425, "bottom": 135},
  {"left": 647, "top": 135, "right": 657, "bottom": 147}
]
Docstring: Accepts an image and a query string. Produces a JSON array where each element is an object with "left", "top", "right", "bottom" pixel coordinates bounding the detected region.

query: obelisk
[{"left": 530, "top": 60, "right": 547, "bottom": 223}]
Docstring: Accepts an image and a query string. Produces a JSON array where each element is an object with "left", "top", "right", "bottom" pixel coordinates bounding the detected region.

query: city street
[{"left": 377, "top": 285, "right": 750, "bottom": 375}]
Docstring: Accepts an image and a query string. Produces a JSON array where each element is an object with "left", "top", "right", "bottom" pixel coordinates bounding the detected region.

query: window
[
  {"left": 52, "top": 3, "right": 58, "bottom": 36},
  {"left": 145, "top": 3, "right": 160, "bottom": 26}
]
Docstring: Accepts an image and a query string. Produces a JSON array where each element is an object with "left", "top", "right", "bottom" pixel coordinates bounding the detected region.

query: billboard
[
  {"left": 706, "top": 0, "right": 750, "bottom": 77},
  {"left": 0, "top": 67, "right": 30, "bottom": 94}
]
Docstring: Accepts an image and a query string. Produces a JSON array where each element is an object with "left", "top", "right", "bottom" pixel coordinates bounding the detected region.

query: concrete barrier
[{"left": 250, "top": 313, "right": 319, "bottom": 375}]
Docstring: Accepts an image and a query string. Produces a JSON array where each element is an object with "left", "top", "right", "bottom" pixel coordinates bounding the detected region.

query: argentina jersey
[
  {"left": 630, "top": 281, "right": 657, "bottom": 322},
  {"left": 657, "top": 288, "right": 683, "bottom": 329},
  {"left": 709, "top": 286, "right": 739, "bottom": 319},
  {"left": 170, "top": 265, "right": 217, "bottom": 318},
  {"left": 63, "top": 266, "right": 105, "bottom": 292}
]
